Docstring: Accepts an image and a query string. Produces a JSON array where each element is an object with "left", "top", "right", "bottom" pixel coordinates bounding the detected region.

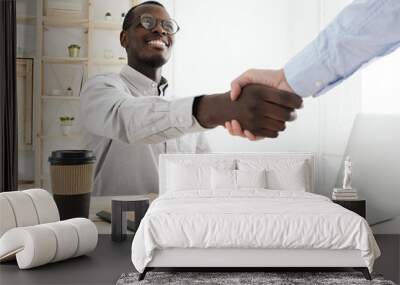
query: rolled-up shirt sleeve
[
  {"left": 80, "top": 74, "right": 207, "bottom": 144},
  {"left": 284, "top": 0, "right": 400, "bottom": 97}
]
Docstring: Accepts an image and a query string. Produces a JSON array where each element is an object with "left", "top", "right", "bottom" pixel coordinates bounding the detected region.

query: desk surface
[{"left": 0, "top": 235, "right": 133, "bottom": 285}]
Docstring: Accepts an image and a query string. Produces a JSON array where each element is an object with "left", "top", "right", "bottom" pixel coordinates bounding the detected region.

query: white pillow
[
  {"left": 236, "top": 169, "right": 267, "bottom": 189},
  {"left": 211, "top": 169, "right": 267, "bottom": 191},
  {"left": 267, "top": 165, "right": 307, "bottom": 191},
  {"left": 168, "top": 162, "right": 211, "bottom": 191},
  {"left": 211, "top": 168, "right": 236, "bottom": 190},
  {"left": 166, "top": 159, "right": 236, "bottom": 193},
  {"left": 238, "top": 159, "right": 310, "bottom": 191}
]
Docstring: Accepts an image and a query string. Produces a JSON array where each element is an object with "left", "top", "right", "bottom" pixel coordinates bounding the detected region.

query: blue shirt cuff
[{"left": 284, "top": 42, "right": 340, "bottom": 98}]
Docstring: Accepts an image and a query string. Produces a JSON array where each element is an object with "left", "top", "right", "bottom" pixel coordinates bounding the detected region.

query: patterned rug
[{"left": 116, "top": 271, "right": 396, "bottom": 285}]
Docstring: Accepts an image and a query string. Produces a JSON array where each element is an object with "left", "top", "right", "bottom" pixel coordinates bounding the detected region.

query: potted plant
[
  {"left": 66, "top": 87, "right": 73, "bottom": 96},
  {"left": 105, "top": 12, "right": 112, "bottom": 21},
  {"left": 59, "top": 116, "right": 75, "bottom": 136},
  {"left": 68, "top": 44, "right": 80, "bottom": 58}
]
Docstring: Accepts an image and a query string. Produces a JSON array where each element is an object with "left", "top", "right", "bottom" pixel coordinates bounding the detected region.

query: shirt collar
[{"left": 120, "top": 65, "right": 168, "bottom": 96}]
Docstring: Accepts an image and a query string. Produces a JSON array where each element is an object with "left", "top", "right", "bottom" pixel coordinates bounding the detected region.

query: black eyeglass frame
[{"left": 125, "top": 13, "right": 180, "bottom": 35}]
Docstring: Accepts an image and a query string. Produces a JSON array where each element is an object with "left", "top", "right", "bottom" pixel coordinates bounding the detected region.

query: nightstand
[
  {"left": 111, "top": 197, "right": 150, "bottom": 242},
  {"left": 332, "top": 199, "right": 366, "bottom": 218}
]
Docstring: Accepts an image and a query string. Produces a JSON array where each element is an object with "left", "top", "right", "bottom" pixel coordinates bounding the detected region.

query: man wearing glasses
[{"left": 81, "top": 1, "right": 302, "bottom": 196}]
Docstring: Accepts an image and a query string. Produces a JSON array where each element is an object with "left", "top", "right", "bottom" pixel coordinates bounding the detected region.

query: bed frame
[
  {"left": 138, "top": 153, "right": 372, "bottom": 281},
  {"left": 139, "top": 248, "right": 371, "bottom": 280}
]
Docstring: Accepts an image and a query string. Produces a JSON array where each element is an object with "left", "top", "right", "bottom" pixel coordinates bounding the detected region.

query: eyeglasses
[{"left": 128, "top": 13, "right": 180, "bottom": 35}]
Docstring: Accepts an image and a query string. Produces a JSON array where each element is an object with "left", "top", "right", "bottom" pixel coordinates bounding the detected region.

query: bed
[{"left": 131, "top": 153, "right": 380, "bottom": 280}]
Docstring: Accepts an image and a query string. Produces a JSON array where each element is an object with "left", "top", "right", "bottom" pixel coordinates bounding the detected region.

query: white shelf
[
  {"left": 92, "top": 58, "right": 126, "bottom": 65},
  {"left": 93, "top": 21, "right": 121, "bottom": 30},
  {"left": 41, "top": 95, "right": 81, "bottom": 100},
  {"left": 17, "top": 54, "right": 36, "bottom": 59},
  {"left": 17, "top": 15, "right": 36, "bottom": 25},
  {"left": 40, "top": 134, "right": 83, "bottom": 139},
  {"left": 43, "top": 17, "right": 89, "bottom": 28},
  {"left": 42, "top": 56, "right": 88, "bottom": 64},
  {"left": 42, "top": 56, "right": 126, "bottom": 65}
]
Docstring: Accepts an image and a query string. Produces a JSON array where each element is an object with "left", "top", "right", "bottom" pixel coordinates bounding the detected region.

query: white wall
[
  {"left": 362, "top": 49, "right": 400, "bottom": 114},
  {"left": 315, "top": 0, "right": 362, "bottom": 196},
  {"left": 170, "top": 0, "right": 360, "bottom": 197}
]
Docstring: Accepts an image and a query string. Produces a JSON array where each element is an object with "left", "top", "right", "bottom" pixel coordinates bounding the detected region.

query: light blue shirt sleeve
[{"left": 284, "top": 0, "right": 400, "bottom": 97}]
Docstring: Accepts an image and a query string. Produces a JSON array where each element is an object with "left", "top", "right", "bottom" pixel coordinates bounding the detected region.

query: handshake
[{"left": 193, "top": 69, "right": 302, "bottom": 140}]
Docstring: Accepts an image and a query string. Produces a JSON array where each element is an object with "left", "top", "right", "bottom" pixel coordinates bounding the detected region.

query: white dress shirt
[
  {"left": 80, "top": 65, "right": 210, "bottom": 196},
  {"left": 284, "top": 0, "right": 400, "bottom": 97}
]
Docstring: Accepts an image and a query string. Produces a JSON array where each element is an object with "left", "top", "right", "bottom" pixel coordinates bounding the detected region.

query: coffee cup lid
[{"left": 49, "top": 150, "right": 96, "bottom": 165}]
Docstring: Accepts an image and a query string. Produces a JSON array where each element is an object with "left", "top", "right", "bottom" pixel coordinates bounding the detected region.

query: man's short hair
[{"left": 122, "top": 1, "right": 165, "bottom": 31}]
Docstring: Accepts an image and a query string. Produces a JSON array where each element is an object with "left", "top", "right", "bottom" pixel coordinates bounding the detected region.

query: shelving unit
[
  {"left": 34, "top": 0, "right": 138, "bottom": 188},
  {"left": 43, "top": 16, "right": 89, "bottom": 27},
  {"left": 42, "top": 56, "right": 89, "bottom": 64}
]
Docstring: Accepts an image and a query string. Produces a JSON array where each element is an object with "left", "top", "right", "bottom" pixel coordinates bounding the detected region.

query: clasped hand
[
  {"left": 194, "top": 81, "right": 302, "bottom": 139},
  {"left": 226, "top": 69, "right": 301, "bottom": 140}
]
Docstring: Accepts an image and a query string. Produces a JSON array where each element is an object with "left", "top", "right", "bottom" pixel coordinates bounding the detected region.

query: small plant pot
[
  {"left": 60, "top": 124, "right": 73, "bottom": 136},
  {"left": 68, "top": 45, "right": 80, "bottom": 58},
  {"left": 105, "top": 13, "right": 112, "bottom": 21},
  {"left": 65, "top": 88, "right": 73, "bottom": 96}
]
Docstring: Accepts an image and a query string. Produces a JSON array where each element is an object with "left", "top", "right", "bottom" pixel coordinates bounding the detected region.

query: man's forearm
[
  {"left": 81, "top": 75, "right": 208, "bottom": 144},
  {"left": 193, "top": 92, "right": 231, "bottom": 128}
]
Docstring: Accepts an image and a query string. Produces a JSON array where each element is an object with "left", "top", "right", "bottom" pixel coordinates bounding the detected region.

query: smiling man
[{"left": 80, "top": 1, "right": 302, "bottom": 196}]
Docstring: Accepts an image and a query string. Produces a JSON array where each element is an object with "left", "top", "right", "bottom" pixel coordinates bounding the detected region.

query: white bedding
[{"left": 131, "top": 190, "right": 380, "bottom": 273}]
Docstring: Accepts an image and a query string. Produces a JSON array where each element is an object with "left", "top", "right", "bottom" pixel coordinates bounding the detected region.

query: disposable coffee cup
[{"left": 49, "top": 150, "right": 96, "bottom": 220}]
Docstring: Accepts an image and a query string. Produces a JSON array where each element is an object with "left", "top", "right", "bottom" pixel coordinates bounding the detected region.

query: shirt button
[
  {"left": 151, "top": 127, "right": 157, "bottom": 132},
  {"left": 178, "top": 117, "right": 185, "bottom": 124},
  {"left": 315, "top": 80, "right": 323, "bottom": 88},
  {"left": 151, "top": 83, "right": 156, "bottom": 88}
]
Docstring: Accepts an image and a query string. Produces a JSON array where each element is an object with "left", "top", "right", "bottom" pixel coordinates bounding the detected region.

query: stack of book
[{"left": 332, "top": 188, "right": 358, "bottom": 200}]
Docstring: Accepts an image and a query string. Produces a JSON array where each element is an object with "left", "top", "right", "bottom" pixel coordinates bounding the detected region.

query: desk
[{"left": 0, "top": 235, "right": 133, "bottom": 285}]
